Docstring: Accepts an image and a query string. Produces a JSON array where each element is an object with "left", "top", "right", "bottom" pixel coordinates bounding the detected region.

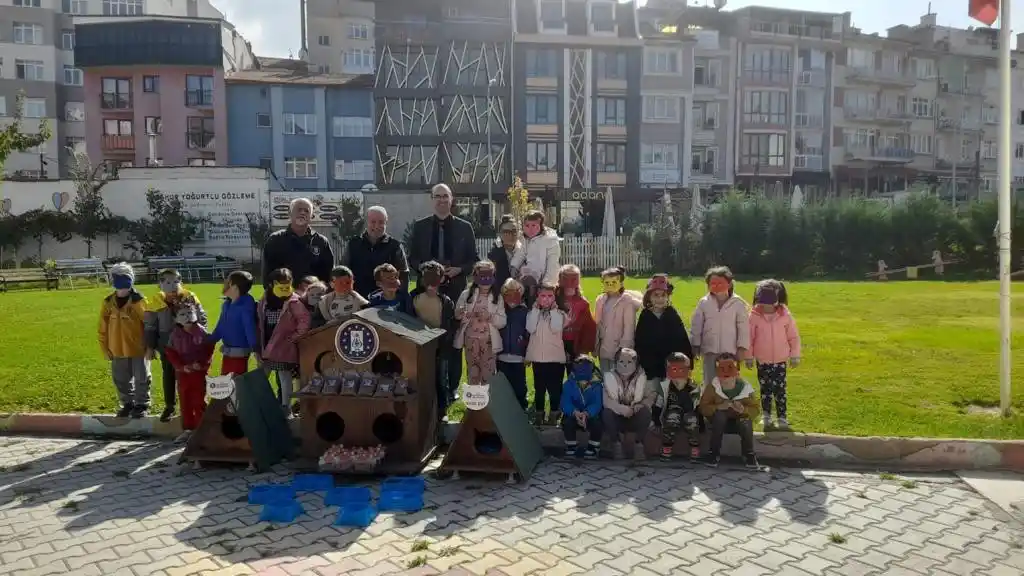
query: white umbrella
[
  {"left": 690, "top": 185, "right": 703, "bottom": 234},
  {"left": 601, "top": 187, "right": 616, "bottom": 237},
  {"left": 791, "top": 185, "right": 804, "bottom": 213}
]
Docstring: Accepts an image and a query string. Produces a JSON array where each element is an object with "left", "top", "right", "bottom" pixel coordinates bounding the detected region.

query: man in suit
[{"left": 407, "top": 183, "right": 478, "bottom": 402}]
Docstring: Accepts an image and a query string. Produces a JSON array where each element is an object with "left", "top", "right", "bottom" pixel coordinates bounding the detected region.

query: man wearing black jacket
[
  {"left": 262, "top": 197, "right": 335, "bottom": 287},
  {"left": 344, "top": 205, "right": 409, "bottom": 297}
]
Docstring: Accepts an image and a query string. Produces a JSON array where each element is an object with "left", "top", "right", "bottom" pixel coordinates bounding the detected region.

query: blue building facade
[{"left": 226, "top": 72, "right": 374, "bottom": 191}]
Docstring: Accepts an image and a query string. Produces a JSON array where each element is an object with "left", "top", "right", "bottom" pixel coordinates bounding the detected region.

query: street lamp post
[{"left": 486, "top": 77, "right": 497, "bottom": 226}]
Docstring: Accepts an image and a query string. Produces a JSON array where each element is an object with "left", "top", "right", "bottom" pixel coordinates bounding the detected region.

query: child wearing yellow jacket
[
  {"left": 698, "top": 352, "right": 760, "bottom": 469},
  {"left": 98, "top": 263, "right": 152, "bottom": 418}
]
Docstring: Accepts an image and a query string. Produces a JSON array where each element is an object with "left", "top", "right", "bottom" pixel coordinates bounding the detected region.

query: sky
[{"left": 209, "top": 0, "right": 1020, "bottom": 59}]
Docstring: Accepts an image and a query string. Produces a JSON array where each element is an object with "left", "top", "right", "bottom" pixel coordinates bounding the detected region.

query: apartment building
[
  {"left": 304, "top": 0, "right": 375, "bottom": 76},
  {"left": 1014, "top": 38, "right": 1024, "bottom": 190},
  {"left": 73, "top": 15, "right": 255, "bottom": 168},
  {"left": 0, "top": 0, "right": 227, "bottom": 177},
  {"left": 226, "top": 60, "right": 375, "bottom": 191}
]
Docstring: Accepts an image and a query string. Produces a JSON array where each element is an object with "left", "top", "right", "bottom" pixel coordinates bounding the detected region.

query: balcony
[
  {"left": 845, "top": 67, "right": 915, "bottom": 87},
  {"left": 102, "top": 134, "right": 135, "bottom": 151},
  {"left": 741, "top": 68, "right": 791, "bottom": 86},
  {"left": 742, "top": 114, "right": 788, "bottom": 130},
  {"left": 845, "top": 145, "right": 914, "bottom": 163},
  {"left": 186, "top": 130, "right": 216, "bottom": 151},
  {"left": 794, "top": 155, "right": 824, "bottom": 170},
  {"left": 100, "top": 93, "right": 132, "bottom": 110},
  {"left": 844, "top": 108, "right": 912, "bottom": 124},
  {"left": 940, "top": 83, "right": 984, "bottom": 97},
  {"left": 938, "top": 117, "right": 982, "bottom": 132},
  {"left": 797, "top": 70, "right": 827, "bottom": 88},
  {"left": 749, "top": 21, "right": 841, "bottom": 42},
  {"left": 795, "top": 113, "right": 824, "bottom": 129},
  {"left": 186, "top": 89, "right": 214, "bottom": 108}
]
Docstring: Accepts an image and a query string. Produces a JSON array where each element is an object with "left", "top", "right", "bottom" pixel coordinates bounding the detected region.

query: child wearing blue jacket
[
  {"left": 497, "top": 279, "right": 529, "bottom": 410},
  {"left": 208, "top": 271, "right": 260, "bottom": 375},
  {"left": 560, "top": 355, "right": 603, "bottom": 459}
]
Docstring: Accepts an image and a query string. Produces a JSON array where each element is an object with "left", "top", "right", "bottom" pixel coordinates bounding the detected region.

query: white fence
[{"left": 475, "top": 236, "right": 652, "bottom": 274}]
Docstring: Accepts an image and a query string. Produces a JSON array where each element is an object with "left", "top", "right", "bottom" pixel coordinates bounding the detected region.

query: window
[
  {"left": 103, "top": 119, "right": 132, "bottom": 135},
  {"left": 525, "top": 95, "right": 558, "bottom": 124},
  {"left": 23, "top": 98, "right": 46, "bottom": 118},
  {"left": 16, "top": 60, "right": 45, "bottom": 81},
  {"left": 912, "top": 58, "right": 935, "bottom": 79},
  {"left": 844, "top": 90, "right": 877, "bottom": 111},
  {"left": 343, "top": 49, "right": 374, "bottom": 71},
  {"left": 318, "top": 35, "right": 331, "bottom": 46},
  {"left": 540, "top": 0, "right": 565, "bottom": 28},
  {"left": 65, "top": 102, "right": 85, "bottom": 122},
  {"left": 741, "top": 134, "right": 788, "bottom": 167},
  {"left": 61, "top": 31, "right": 75, "bottom": 51},
  {"left": 103, "top": 0, "right": 144, "bottom": 16},
  {"left": 0, "top": 97, "right": 6, "bottom": 117},
  {"left": 910, "top": 133, "right": 932, "bottom": 155},
  {"left": 911, "top": 97, "right": 932, "bottom": 118},
  {"left": 645, "top": 49, "right": 679, "bottom": 74},
  {"left": 66, "top": 137, "right": 86, "bottom": 154},
  {"left": 15, "top": 0, "right": 42, "bottom": 6},
  {"left": 188, "top": 158, "right": 216, "bottom": 167},
  {"left": 641, "top": 143, "right": 678, "bottom": 168},
  {"left": 259, "top": 158, "right": 273, "bottom": 170},
  {"left": 643, "top": 96, "right": 678, "bottom": 121},
  {"left": 526, "top": 49, "right": 558, "bottom": 78},
  {"left": 526, "top": 142, "right": 558, "bottom": 171},
  {"left": 843, "top": 128, "right": 875, "bottom": 149},
  {"left": 961, "top": 138, "right": 972, "bottom": 161},
  {"left": 143, "top": 76, "right": 159, "bottom": 93},
  {"left": 983, "top": 140, "right": 997, "bottom": 159},
  {"left": 317, "top": 64, "right": 331, "bottom": 74},
  {"left": 185, "top": 75, "right": 214, "bottom": 106},
  {"left": 1015, "top": 143, "right": 1024, "bottom": 160},
  {"left": 596, "top": 143, "right": 626, "bottom": 172},
  {"left": 743, "top": 91, "right": 788, "bottom": 125},
  {"left": 283, "top": 113, "right": 317, "bottom": 135},
  {"left": 596, "top": 98, "right": 626, "bottom": 126},
  {"left": 591, "top": 1, "right": 615, "bottom": 33},
  {"left": 745, "top": 47, "right": 792, "bottom": 78},
  {"left": 332, "top": 116, "right": 372, "bottom": 137},
  {"left": 983, "top": 106, "right": 997, "bottom": 124},
  {"left": 691, "top": 147, "right": 717, "bottom": 174},
  {"left": 63, "top": 0, "right": 87, "bottom": 14},
  {"left": 847, "top": 48, "right": 874, "bottom": 69},
  {"left": 145, "top": 116, "right": 162, "bottom": 134},
  {"left": 1019, "top": 110, "right": 1024, "bottom": 126},
  {"left": 256, "top": 113, "right": 272, "bottom": 128},
  {"left": 596, "top": 51, "right": 625, "bottom": 80},
  {"left": 694, "top": 59, "right": 721, "bottom": 87},
  {"left": 101, "top": 78, "right": 132, "bottom": 108},
  {"left": 63, "top": 66, "right": 83, "bottom": 86},
  {"left": 285, "top": 158, "right": 318, "bottom": 179},
  {"left": 14, "top": 23, "right": 43, "bottom": 45},
  {"left": 334, "top": 160, "right": 374, "bottom": 181},
  {"left": 693, "top": 102, "right": 720, "bottom": 129},
  {"left": 348, "top": 23, "right": 369, "bottom": 39}
]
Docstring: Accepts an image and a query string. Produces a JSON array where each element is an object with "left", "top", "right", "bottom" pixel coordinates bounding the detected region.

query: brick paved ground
[{"left": 0, "top": 437, "right": 1022, "bottom": 576}]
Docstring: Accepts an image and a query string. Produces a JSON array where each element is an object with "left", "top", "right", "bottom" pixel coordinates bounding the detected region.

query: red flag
[{"left": 969, "top": 0, "right": 999, "bottom": 26}]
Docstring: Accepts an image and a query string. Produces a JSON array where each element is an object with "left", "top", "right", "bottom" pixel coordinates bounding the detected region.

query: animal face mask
[
  {"left": 503, "top": 290, "right": 522, "bottom": 307},
  {"left": 421, "top": 269, "right": 443, "bottom": 288},
  {"left": 111, "top": 275, "right": 133, "bottom": 291},
  {"left": 474, "top": 270, "right": 495, "bottom": 287},
  {"left": 708, "top": 276, "right": 730, "bottom": 296},
  {"left": 523, "top": 220, "right": 541, "bottom": 238},
  {"left": 159, "top": 277, "right": 182, "bottom": 294},
  {"left": 602, "top": 276, "right": 622, "bottom": 295},
  {"left": 175, "top": 306, "right": 198, "bottom": 326},
  {"left": 667, "top": 361, "right": 691, "bottom": 381},
  {"left": 716, "top": 358, "right": 739, "bottom": 380},
  {"left": 615, "top": 348, "right": 638, "bottom": 378},
  {"left": 378, "top": 272, "right": 400, "bottom": 291},
  {"left": 272, "top": 282, "right": 294, "bottom": 298},
  {"left": 537, "top": 291, "right": 556, "bottom": 309},
  {"left": 332, "top": 276, "right": 353, "bottom": 294}
]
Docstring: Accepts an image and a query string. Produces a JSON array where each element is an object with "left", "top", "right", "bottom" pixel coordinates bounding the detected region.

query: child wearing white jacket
[
  {"left": 691, "top": 266, "right": 750, "bottom": 388},
  {"left": 519, "top": 210, "right": 561, "bottom": 302},
  {"left": 526, "top": 282, "right": 567, "bottom": 426}
]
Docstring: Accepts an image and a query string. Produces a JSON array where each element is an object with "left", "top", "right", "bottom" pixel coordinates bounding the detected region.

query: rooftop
[{"left": 227, "top": 58, "right": 374, "bottom": 87}]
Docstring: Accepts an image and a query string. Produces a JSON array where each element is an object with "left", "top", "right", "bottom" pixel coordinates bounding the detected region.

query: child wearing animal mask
[
  {"left": 145, "top": 268, "right": 207, "bottom": 423},
  {"left": 257, "top": 268, "right": 311, "bottom": 415},
  {"left": 497, "top": 278, "right": 530, "bottom": 410},
  {"left": 636, "top": 274, "right": 693, "bottom": 381},
  {"left": 748, "top": 279, "right": 801, "bottom": 430},
  {"left": 601, "top": 347, "right": 654, "bottom": 459},
  {"left": 656, "top": 353, "right": 701, "bottom": 462},
  {"left": 556, "top": 264, "right": 596, "bottom": 380},
  {"left": 526, "top": 282, "right": 568, "bottom": 426},
  {"left": 295, "top": 275, "right": 319, "bottom": 299},
  {"left": 486, "top": 215, "right": 525, "bottom": 290},
  {"left": 691, "top": 266, "right": 750, "bottom": 388},
  {"left": 560, "top": 356, "right": 603, "bottom": 459},
  {"left": 698, "top": 352, "right": 760, "bottom": 469},
  {"left": 411, "top": 261, "right": 457, "bottom": 415},
  {"left": 314, "top": 265, "right": 368, "bottom": 327},
  {"left": 301, "top": 280, "right": 328, "bottom": 318},
  {"left": 366, "top": 263, "right": 413, "bottom": 314},
  {"left": 594, "top": 267, "right": 643, "bottom": 372},
  {"left": 519, "top": 210, "right": 561, "bottom": 302},
  {"left": 99, "top": 262, "right": 151, "bottom": 418},
  {"left": 454, "top": 261, "right": 507, "bottom": 387},
  {"left": 209, "top": 270, "right": 260, "bottom": 376},
  {"left": 164, "top": 303, "right": 214, "bottom": 442}
]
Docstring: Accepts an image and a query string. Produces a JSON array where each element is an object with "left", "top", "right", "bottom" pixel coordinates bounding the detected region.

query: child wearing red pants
[
  {"left": 208, "top": 270, "right": 259, "bottom": 375},
  {"left": 165, "top": 304, "right": 214, "bottom": 442}
]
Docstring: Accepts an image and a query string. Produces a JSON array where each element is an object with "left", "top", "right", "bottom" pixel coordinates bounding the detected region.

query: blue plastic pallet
[
  {"left": 248, "top": 484, "right": 296, "bottom": 505},
  {"left": 378, "top": 493, "right": 424, "bottom": 513},
  {"left": 325, "top": 486, "right": 372, "bottom": 507},
  {"left": 335, "top": 504, "right": 378, "bottom": 528},
  {"left": 259, "top": 500, "right": 304, "bottom": 523},
  {"left": 381, "top": 476, "right": 426, "bottom": 493},
  {"left": 293, "top": 474, "right": 334, "bottom": 492}
]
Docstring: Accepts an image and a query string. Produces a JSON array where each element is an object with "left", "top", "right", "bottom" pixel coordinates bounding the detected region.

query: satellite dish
[{"left": 714, "top": 0, "right": 727, "bottom": 8}]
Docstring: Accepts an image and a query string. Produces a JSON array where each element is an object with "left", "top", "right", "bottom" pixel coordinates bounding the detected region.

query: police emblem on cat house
[{"left": 335, "top": 319, "right": 379, "bottom": 364}]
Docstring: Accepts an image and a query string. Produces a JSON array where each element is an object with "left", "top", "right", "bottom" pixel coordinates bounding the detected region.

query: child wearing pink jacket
[{"left": 747, "top": 279, "right": 801, "bottom": 430}]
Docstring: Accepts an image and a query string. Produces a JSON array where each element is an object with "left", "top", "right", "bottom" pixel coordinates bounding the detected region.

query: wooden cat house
[{"left": 296, "top": 308, "right": 445, "bottom": 474}]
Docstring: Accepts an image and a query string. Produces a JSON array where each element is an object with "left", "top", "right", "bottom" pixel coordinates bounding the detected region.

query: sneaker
[
  {"left": 700, "top": 453, "right": 720, "bottom": 468},
  {"left": 776, "top": 418, "right": 790, "bottom": 431},
  {"left": 547, "top": 411, "right": 562, "bottom": 427},
  {"left": 633, "top": 443, "right": 646, "bottom": 461},
  {"left": 282, "top": 405, "right": 294, "bottom": 420},
  {"left": 763, "top": 417, "right": 774, "bottom": 430},
  {"left": 130, "top": 405, "right": 148, "bottom": 419},
  {"left": 689, "top": 446, "right": 701, "bottom": 462},
  {"left": 174, "top": 430, "right": 192, "bottom": 444},
  {"left": 533, "top": 411, "right": 546, "bottom": 426},
  {"left": 116, "top": 404, "right": 133, "bottom": 418},
  {"left": 160, "top": 407, "right": 175, "bottom": 423},
  {"left": 744, "top": 454, "right": 760, "bottom": 469},
  {"left": 583, "top": 446, "right": 599, "bottom": 459},
  {"left": 660, "top": 447, "right": 673, "bottom": 462},
  {"left": 564, "top": 445, "right": 578, "bottom": 458}
]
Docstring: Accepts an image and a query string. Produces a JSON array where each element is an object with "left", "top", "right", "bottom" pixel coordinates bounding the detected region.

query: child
[
  {"left": 691, "top": 266, "right": 750, "bottom": 388},
  {"left": 99, "top": 262, "right": 151, "bottom": 418},
  {"left": 519, "top": 210, "right": 561, "bottom": 301},
  {"left": 314, "top": 265, "right": 369, "bottom": 327},
  {"left": 163, "top": 303, "right": 214, "bottom": 442},
  {"left": 698, "top": 352, "right": 760, "bottom": 469},
  {"left": 526, "top": 282, "right": 567, "bottom": 426},
  {"left": 487, "top": 215, "right": 525, "bottom": 290},
  {"left": 295, "top": 275, "right": 318, "bottom": 298},
  {"left": 556, "top": 264, "right": 596, "bottom": 380},
  {"left": 601, "top": 347, "right": 654, "bottom": 459},
  {"left": 636, "top": 274, "right": 693, "bottom": 381},
  {"left": 748, "top": 279, "right": 802, "bottom": 430},
  {"left": 144, "top": 268, "right": 207, "bottom": 422},
  {"left": 594, "top": 267, "right": 644, "bottom": 371},
  {"left": 560, "top": 356, "right": 603, "bottom": 459},
  {"left": 454, "top": 261, "right": 507, "bottom": 386},
  {"left": 656, "top": 353, "right": 702, "bottom": 462},
  {"left": 497, "top": 278, "right": 529, "bottom": 410},
  {"left": 208, "top": 270, "right": 260, "bottom": 376},
  {"left": 411, "top": 261, "right": 456, "bottom": 416},
  {"left": 302, "top": 281, "right": 328, "bottom": 317},
  {"left": 366, "top": 263, "right": 413, "bottom": 314},
  {"left": 258, "top": 268, "right": 311, "bottom": 415}
]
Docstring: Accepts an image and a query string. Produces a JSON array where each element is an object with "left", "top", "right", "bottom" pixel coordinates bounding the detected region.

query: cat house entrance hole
[
  {"left": 220, "top": 415, "right": 245, "bottom": 440},
  {"left": 371, "top": 352, "right": 403, "bottom": 376},
  {"left": 316, "top": 412, "right": 346, "bottom": 442},
  {"left": 372, "top": 413, "right": 404, "bottom": 444},
  {"left": 474, "top": 431, "right": 503, "bottom": 455}
]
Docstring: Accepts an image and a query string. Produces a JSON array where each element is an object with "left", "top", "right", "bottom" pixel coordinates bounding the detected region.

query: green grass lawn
[{"left": 1, "top": 278, "right": 1023, "bottom": 439}]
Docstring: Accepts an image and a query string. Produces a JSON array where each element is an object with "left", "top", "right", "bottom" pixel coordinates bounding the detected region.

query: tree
[
  {"left": 0, "top": 213, "right": 30, "bottom": 266},
  {"left": 0, "top": 94, "right": 52, "bottom": 174},
  {"left": 127, "top": 188, "right": 206, "bottom": 257},
  {"left": 329, "top": 198, "right": 366, "bottom": 247},
  {"left": 68, "top": 151, "right": 116, "bottom": 257},
  {"left": 245, "top": 212, "right": 272, "bottom": 262},
  {"left": 20, "top": 209, "right": 74, "bottom": 260}
]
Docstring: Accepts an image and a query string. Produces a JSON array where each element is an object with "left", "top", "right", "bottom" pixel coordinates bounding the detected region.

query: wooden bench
[
  {"left": 54, "top": 258, "right": 107, "bottom": 290},
  {"left": 148, "top": 256, "right": 241, "bottom": 283},
  {"left": 0, "top": 268, "right": 58, "bottom": 292}
]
